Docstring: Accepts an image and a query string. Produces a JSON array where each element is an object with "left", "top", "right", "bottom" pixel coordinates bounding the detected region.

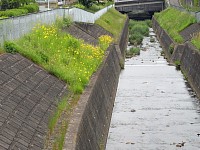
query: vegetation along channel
[
  {"left": 1, "top": 0, "right": 200, "bottom": 149},
  {"left": 106, "top": 7, "right": 200, "bottom": 150}
]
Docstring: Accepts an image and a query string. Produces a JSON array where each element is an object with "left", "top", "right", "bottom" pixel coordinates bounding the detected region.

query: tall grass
[
  {"left": 129, "top": 20, "right": 150, "bottom": 45},
  {"left": 154, "top": 7, "right": 196, "bottom": 43}
]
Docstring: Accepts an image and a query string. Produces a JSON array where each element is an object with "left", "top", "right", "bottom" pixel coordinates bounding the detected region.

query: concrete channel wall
[
  {"left": 152, "top": 16, "right": 200, "bottom": 98},
  {"left": 63, "top": 18, "right": 129, "bottom": 150}
]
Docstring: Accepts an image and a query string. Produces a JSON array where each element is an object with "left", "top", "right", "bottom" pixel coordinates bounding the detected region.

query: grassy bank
[
  {"left": 154, "top": 7, "right": 196, "bottom": 43},
  {"left": 3, "top": 18, "right": 112, "bottom": 94},
  {"left": 2, "top": 8, "right": 126, "bottom": 149},
  {"left": 2, "top": 6, "right": 127, "bottom": 149},
  {"left": 95, "top": 8, "right": 126, "bottom": 42}
]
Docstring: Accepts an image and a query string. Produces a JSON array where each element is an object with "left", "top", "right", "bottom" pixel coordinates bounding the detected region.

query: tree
[
  {"left": 78, "top": 0, "right": 94, "bottom": 8},
  {"left": 1, "top": 0, "right": 9, "bottom": 10}
]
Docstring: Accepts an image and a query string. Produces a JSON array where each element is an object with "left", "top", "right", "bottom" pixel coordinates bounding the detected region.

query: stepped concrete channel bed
[{"left": 0, "top": 18, "right": 129, "bottom": 149}]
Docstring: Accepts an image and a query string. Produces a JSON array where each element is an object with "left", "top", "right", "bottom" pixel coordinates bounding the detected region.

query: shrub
[
  {"left": 129, "top": 33, "right": 143, "bottom": 45},
  {"left": 130, "top": 24, "right": 149, "bottom": 36},
  {"left": 128, "top": 20, "right": 150, "bottom": 46},
  {"left": 0, "top": 8, "right": 28, "bottom": 17},
  {"left": 74, "top": 3, "right": 86, "bottom": 9},
  {"left": 129, "top": 47, "right": 140, "bottom": 55},
  {"left": 20, "top": 3, "right": 39, "bottom": 13},
  {"left": 4, "top": 41, "right": 20, "bottom": 53}
]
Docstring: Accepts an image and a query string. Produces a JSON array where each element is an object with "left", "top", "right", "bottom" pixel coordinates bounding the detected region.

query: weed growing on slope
[
  {"left": 95, "top": 8, "right": 126, "bottom": 42},
  {"left": 4, "top": 20, "right": 113, "bottom": 94},
  {"left": 154, "top": 7, "right": 196, "bottom": 43}
]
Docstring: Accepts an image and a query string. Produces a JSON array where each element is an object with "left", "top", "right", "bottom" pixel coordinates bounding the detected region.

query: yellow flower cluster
[
  {"left": 24, "top": 23, "right": 113, "bottom": 93},
  {"left": 98, "top": 35, "right": 113, "bottom": 50},
  {"left": 99, "top": 35, "right": 113, "bottom": 45}
]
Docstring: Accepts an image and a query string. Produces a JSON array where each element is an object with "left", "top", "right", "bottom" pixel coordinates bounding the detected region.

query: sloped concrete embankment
[
  {"left": 152, "top": 17, "right": 200, "bottom": 98},
  {"left": 63, "top": 18, "right": 129, "bottom": 150}
]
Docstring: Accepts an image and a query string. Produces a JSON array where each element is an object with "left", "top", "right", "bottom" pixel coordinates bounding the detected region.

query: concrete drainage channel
[{"left": 106, "top": 28, "right": 200, "bottom": 149}]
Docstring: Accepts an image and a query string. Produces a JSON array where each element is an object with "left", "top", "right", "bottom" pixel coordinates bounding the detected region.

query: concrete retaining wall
[
  {"left": 63, "top": 18, "right": 129, "bottom": 150},
  {"left": 179, "top": 43, "right": 200, "bottom": 98},
  {"left": 152, "top": 16, "right": 200, "bottom": 98},
  {"left": 152, "top": 17, "right": 174, "bottom": 60}
]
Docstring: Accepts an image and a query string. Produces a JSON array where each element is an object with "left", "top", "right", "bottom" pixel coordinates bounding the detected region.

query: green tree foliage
[{"left": 0, "top": 0, "right": 36, "bottom": 10}]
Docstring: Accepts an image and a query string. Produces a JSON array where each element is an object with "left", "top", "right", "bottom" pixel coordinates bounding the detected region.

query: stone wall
[
  {"left": 63, "top": 18, "right": 129, "bottom": 150},
  {"left": 152, "top": 16, "right": 200, "bottom": 98}
]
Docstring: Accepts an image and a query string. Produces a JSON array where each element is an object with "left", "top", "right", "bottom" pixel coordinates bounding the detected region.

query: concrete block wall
[
  {"left": 119, "top": 17, "right": 129, "bottom": 59},
  {"left": 63, "top": 44, "right": 121, "bottom": 150},
  {"left": 152, "top": 16, "right": 200, "bottom": 98},
  {"left": 180, "top": 43, "right": 200, "bottom": 98},
  {"left": 152, "top": 17, "right": 174, "bottom": 60}
]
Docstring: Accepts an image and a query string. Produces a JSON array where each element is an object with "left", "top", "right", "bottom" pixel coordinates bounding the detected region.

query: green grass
[
  {"left": 95, "top": 8, "right": 127, "bottom": 42},
  {"left": 192, "top": 33, "right": 200, "bottom": 50},
  {"left": 127, "top": 47, "right": 140, "bottom": 56},
  {"left": 48, "top": 97, "right": 69, "bottom": 134},
  {"left": 0, "top": 3, "right": 39, "bottom": 18},
  {"left": 129, "top": 20, "right": 150, "bottom": 45},
  {"left": 3, "top": 18, "right": 112, "bottom": 94},
  {"left": 154, "top": 7, "right": 196, "bottom": 43}
]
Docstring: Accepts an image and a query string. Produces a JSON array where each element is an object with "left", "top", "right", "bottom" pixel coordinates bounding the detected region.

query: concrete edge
[
  {"left": 152, "top": 16, "right": 200, "bottom": 99},
  {"left": 63, "top": 18, "right": 129, "bottom": 150}
]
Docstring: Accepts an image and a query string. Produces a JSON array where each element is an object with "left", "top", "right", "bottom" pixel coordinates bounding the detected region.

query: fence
[
  {"left": 66, "top": 5, "right": 113, "bottom": 23},
  {"left": 0, "top": 5, "right": 113, "bottom": 47}
]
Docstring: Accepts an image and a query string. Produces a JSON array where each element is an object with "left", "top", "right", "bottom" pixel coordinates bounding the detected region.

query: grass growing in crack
[
  {"left": 192, "top": 32, "right": 200, "bottom": 50},
  {"left": 48, "top": 97, "right": 69, "bottom": 134},
  {"left": 154, "top": 7, "right": 196, "bottom": 43},
  {"left": 45, "top": 94, "right": 80, "bottom": 150},
  {"left": 174, "top": 60, "right": 181, "bottom": 70},
  {"left": 52, "top": 120, "right": 68, "bottom": 150},
  {"left": 169, "top": 43, "right": 175, "bottom": 54}
]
